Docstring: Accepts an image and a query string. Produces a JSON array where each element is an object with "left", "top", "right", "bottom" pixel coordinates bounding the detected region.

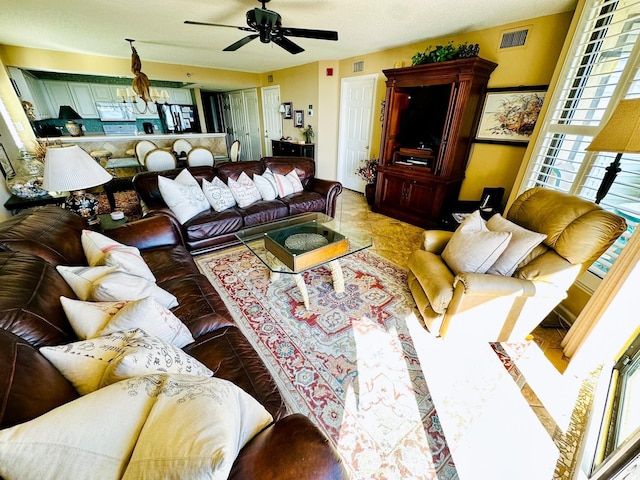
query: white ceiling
[{"left": 1, "top": 0, "right": 577, "bottom": 78}]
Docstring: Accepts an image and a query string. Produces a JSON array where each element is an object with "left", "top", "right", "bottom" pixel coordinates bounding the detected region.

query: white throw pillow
[
  {"left": 60, "top": 296, "right": 192, "bottom": 347},
  {"left": 253, "top": 172, "right": 278, "bottom": 201},
  {"left": 81, "top": 230, "right": 155, "bottom": 282},
  {"left": 227, "top": 171, "right": 263, "bottom": 208},
  {"left": 274, "top": 169, "right": 304, "bottom": 197},
  {"left": 486, "top": 214, "right": 547, "bottom": 276},
  {"left": 91, "top": 271, "right": 178, "bottom": 309},
  {"left": 158, "top": 169, "right": 210, "bottom": 224},
  {"left": 442, "top": 229, "right": 512, "bottom": 275},
  {"left": 40, "top": 329, "right": 211, "bottom": 395},
  {"left": 202, "top": 176, "right": 236, "bottom": 212},
  {"left": 0, "top": 374, "right": 273, "bottom": 480},
  {"left": 56, "top": 265, "right": 119, "bottom": 301}
]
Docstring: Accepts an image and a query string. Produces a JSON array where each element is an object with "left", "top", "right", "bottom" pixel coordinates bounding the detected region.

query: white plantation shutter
[{"left": 522, "top": 0, "right": 640, "bottom": 278}]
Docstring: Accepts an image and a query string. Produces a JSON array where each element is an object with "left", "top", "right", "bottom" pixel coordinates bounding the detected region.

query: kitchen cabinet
[
  {"left": 8, "top": 67, "right": 52, "bottom": 120},
  {"left": 271, "top": 140, "right": 315, "bottom": 159},
  {"left": 68, "top": 83, "right": 98, "bottom": 118},
  {"left": 90, "top": 84, "right": 118, "bottom": 102},
  {"left": 167, "top": 88, "right": 192, "bottom": 105},
  {"left": 374, "top": 58, "right": 497, "bottom": 228},
  {"left": 42, "top": 81, "right": 75, "bottom": 118}
]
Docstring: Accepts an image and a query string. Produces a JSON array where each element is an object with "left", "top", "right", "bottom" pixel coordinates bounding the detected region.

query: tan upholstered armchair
[{"left": 407, "top": 187, "right": 627, "bottom": 342}]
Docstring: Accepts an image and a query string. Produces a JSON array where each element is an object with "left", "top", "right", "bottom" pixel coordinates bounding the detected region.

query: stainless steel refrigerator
[{"left": 159, "top": 104, "right": 199, "bottom": 133}]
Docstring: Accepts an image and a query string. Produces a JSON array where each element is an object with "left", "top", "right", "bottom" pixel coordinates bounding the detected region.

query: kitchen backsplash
[{"left": 34, "top": 117, "right": 163, "bottom": 137}]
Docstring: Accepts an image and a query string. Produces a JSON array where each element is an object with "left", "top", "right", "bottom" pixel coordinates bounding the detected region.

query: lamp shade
[
  {"left": 58, "top": 105, "right": 82, "bottom": 120},
  {"left": 586, "top": 98, "right": 640, "bottom": 153},
  {"left": 43, "top": 145, "right": 112, "bottom": 192}
]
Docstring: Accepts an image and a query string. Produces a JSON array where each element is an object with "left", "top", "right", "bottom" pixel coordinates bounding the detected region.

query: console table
[
  {"left": 271, "top": 140, "right": 315, "bottom": 159},
  {"left": 4, "top": 192, "right": 66, "bottom": 215}
]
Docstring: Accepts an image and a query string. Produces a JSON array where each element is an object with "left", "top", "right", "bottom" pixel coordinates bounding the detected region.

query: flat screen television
[{"left": 398, "top": 84, "right": 452, "bottom": 152}]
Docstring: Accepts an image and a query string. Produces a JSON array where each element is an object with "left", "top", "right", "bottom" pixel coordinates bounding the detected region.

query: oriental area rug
[{"left": 196, "top": 246, "right": 459, "bottom": 480}]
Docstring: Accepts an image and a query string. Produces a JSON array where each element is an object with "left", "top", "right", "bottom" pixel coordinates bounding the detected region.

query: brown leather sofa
[
  {"left": 133, "top": 156, "right": 343, "bottom": 254},
  {"left": 0, "top": 206, "right": 347, "bottom": 479}
]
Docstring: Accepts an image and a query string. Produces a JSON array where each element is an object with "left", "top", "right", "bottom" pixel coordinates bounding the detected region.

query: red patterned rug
[{"left": 196, "top": 247, "right": 458, "bottom": 480}]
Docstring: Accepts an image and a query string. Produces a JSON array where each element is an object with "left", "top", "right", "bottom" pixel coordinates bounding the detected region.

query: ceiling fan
[{"left": 184, "top": 0, "right": 338, "bottom": 55}]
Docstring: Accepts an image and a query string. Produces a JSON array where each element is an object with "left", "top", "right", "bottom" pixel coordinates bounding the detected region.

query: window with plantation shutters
[{"left": 522, "top": 0, "right": 640, "bottom": 278}]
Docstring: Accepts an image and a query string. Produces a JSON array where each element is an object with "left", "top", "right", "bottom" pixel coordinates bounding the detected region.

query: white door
[
  {"left": 242, "top": 89, "right": 262, "bottom": 161},
  {"left": 229, "top": 91, "right": 246, "bottom": 150},
  {"left": 261, "top": 86, "right": 282, "bottom": 156},
  {"left": 337, "top": 74, "right": 377, "bottom": 192}
]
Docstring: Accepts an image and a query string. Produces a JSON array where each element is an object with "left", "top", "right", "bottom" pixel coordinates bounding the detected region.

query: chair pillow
[
  {"left": 60, "top": 296, "right": 192, "bottom": 347},
  {"left": 227, "top": 171, "right": 263, "bottom": 208},
  {"left": 442, "top": 229, "right": 512, "bottom": 275},
  {"left": 81, "top": 230, "right": 155, "bottom": 282},
  {"left": 274, "top": 169, "right": 304, "bottom": 197},
  {"left": 0, "top": 374, "right": 273, "bottom": 480},
  {"left": 158, "top": 169, "right": 210, "bottom": 224},
  {"left": 39, "top": 329, "right": 211, "bottom": 395},
  {"left": 201, "top": 176, "right": 236, "bottom": 212},
  {"left": 253, "top": 171, "right": 278, "bottom": 201},
  {"left": 486, "top": 214, "right": 547, "bottom": 276}
]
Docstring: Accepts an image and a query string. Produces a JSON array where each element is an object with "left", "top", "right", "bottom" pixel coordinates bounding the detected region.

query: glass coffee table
[{"left": 235, "top": 213, "right": 372, "bottom": 308}]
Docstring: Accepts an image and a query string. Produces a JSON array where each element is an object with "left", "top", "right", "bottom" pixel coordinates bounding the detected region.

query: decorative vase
[
  {"left": 365, "top": 183, "right": 376, "bottom": 205},
  {"left": 65, "top": 120, "right": 83, "bottom": 137},
  {"left": 6, "top": 150, "right": 47, "bottom": 198}
]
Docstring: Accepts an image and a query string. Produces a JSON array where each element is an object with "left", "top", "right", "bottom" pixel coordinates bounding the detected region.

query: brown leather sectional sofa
[
  {"left": 0, "top": 206, "right": 347, "bottom": 479},
  {"left": 133, "top": 156, "right": 343, "bottom": 254}
]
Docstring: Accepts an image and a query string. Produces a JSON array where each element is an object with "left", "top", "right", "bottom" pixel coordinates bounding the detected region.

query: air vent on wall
[
  {"left": 500, "top": 28, "right": 529, "bottom": 49},
  {"left": 353, "top": 61, "right": 364, "bottom": 73}
]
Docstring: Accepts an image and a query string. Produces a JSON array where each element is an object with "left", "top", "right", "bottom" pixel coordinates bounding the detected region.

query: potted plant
[{"left": 355, "top": 158, "right": 378, "bottom": 205}]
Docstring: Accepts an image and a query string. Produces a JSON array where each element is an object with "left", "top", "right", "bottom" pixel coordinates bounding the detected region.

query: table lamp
[
  {"left": 58, "top": 105, "right": 83, "bottom": 137},
  {"left": 586, "top": 98, "right": 640, "bottom": 204},
  {"left": 42, "top": 145, "right": 113, "bottom": 225}
]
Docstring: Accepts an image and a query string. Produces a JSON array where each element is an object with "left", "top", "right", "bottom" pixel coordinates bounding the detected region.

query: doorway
[
  {"left": 261, "top": 86, "right": 282, "bottom": 156},
  {"left": 337, "top": 74, "right": 377, "bottom": 192}
]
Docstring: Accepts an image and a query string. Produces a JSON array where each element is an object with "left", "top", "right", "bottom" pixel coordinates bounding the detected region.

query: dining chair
[
  {"left": 134, "top": 140, "right": 157, "bottom": 167},
  {"left": 144, "top": 148, "right": 177, "bottom": 171},
  {"left": 172, "top": 139, "right": 193, "bottom": 159},
  {"left": 186, "top": 147, "right": 214, "bottom": 167},
  {"left": 229, "top": 140, "right": 241, "bottom": 162}
]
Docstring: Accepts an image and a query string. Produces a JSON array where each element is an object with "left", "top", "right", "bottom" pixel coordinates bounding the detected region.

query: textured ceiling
[{"left": 0, "top": 0, "right": 577, "bottom": 84}]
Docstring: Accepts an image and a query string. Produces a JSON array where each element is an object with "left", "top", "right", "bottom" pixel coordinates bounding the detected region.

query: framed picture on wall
[
  {"left": 475, "top": 86, "right": 548, "bottom": 145},
  {"left": 283, "top": 102, "right": 293, "bottom": 119},
  {"left": 293, "top": 110, "right": 304, "bottom": 128},
  {"left": 0, "top": 143, "right": 14, "bottom": 179}
]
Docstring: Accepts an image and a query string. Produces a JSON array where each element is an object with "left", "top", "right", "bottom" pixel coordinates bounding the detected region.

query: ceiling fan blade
[
  {"left": 223, "top": 34, "right": 259, "bottom": 51},
  {"left": 271, "top": 35, "right": 304, "bottom": 54},
  {"left": 184, "top": 20, "right": 255, "bottom": 33},
  {"left": 280, "top": 27, "right": 338, "bottom": 41}
]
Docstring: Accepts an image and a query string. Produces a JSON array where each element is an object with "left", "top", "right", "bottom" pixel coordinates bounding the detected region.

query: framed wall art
[
  {"left": 0, "top": 143, "right": 14, "bottom": 179},
  {"left": 475, "top": 86, "right": 548, "bottom": 145},
  {"left": 283, "top": 102, "right": 293, "bottom": 119},
  {"left": 293, "top": 110, "right": 304, "bottom": 128}
]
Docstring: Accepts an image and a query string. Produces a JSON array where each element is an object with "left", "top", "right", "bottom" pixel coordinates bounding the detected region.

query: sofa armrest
[
  {"left": 308, "top": 178, "right": 343, "bottom": 217},
  {"left": 105, "top": 215, "right": 185, "bottom": 250},
  {"left": 422, "top": 230, "right": 453, "bottom": 254},
  {"left": 230, "top": 413, "right": 348, "bottom": 480}
]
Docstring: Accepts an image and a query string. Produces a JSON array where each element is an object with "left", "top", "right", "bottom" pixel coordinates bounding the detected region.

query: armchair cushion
[
  {"left": 407, "top": 250, "right": 455, "bottom": 314},
  {"left": 486, "top": 214, "right": 547, "bottom": 276},
  {"left": 441, "top": 229, "right": 511, "bottom": 275}
]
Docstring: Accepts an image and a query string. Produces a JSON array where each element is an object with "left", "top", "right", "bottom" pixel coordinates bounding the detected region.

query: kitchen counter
[{"left": 39, "top": 133, "right": 228, "bottom": 158}]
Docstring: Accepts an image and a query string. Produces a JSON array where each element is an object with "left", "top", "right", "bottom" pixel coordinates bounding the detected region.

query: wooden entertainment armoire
[{"left": 373, "top": 57, "right": 497, "bottom": 228}]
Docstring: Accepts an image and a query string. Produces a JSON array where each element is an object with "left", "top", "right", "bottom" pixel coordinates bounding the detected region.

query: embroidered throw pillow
[
  {"left": 60, "top": 296, "right": 192, "bottom": 347},
  {"left": 158, "top": 169, "right": 210, "bottom": 224},
  {"left": 227, "top": 171, "right": 262, "bottom": 208},
  {"left": 201, "top": 176, "right": 236, "bottom": 212}
]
